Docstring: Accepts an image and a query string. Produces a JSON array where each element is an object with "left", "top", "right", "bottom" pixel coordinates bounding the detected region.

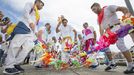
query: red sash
[{"left": 97, "top": 6, "right": 107, "bottom": 25}]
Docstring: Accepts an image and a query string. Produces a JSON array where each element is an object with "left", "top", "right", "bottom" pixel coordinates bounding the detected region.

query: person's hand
[
  {"left": 61, "top": 15, "right": 65, "bottom": 20},
  {"left": 0, "top": 41, "right": 5, "bottom": 44},
  {"left": 125, "top": 12, "right": 131, "bottom": 18},
  {"left": 58, "top": 17, "right": 62, "bottom": 24},
  {"left": 93, "top": 39, "right": 96, "bottom": 44},
  {"left": 74, "top": 37, "right": 77, "bottom": 42},
  {"left": 29, "top": 23, "right": 35, "bottom": 32}
]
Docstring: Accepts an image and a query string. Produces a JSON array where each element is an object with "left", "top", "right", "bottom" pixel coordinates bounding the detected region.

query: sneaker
[
  {"left": 14, "top": 65, "right": 25, "bottom": 73},
  {"left": 90, "top": 64, "right": 99, "bottom": 69},
  {"left": 35, "top": 66, "right": 43, "bottom": 69},
  {"left": 105, "top": 64, "right": 117, "bottom": 71},
  {"left": 124, "top": 67, "right": 134, "bottom": 74},
  {"left": 3, "top": 68, "right": 20, "bottom": 75}
]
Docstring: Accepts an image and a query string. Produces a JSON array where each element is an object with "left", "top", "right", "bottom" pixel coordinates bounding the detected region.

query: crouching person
[{"left": 3, "top": 0, "right": 44, "bottom": 74}]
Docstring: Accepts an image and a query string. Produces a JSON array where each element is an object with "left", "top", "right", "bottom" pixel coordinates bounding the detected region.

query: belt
[{"left": 109, "top": 23, "right": 120, "bottom": 29}]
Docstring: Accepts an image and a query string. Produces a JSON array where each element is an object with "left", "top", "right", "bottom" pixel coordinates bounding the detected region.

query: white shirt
[
  {"left": 39, "top": 26, "right": 56, "bottom": 43},
  {"left": 83, "top": 26, "right": 95, "bottom": 40},
  {"left": 59, "top": 25, "right": 74, "bottom": 37},
  {"left": 21, "top": 2, "right": 38, "bottom": 33},
  {"left": 101, "top": 5, "right": 120, "bottom": 30},
  {"left": 18, "top": 2, "right": 38, "bottom": 41},
  {"left": 46, "top": 32, "right": 55, "bottom": 43}
]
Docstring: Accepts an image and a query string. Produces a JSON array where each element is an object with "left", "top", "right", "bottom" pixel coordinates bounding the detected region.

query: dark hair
[
  {"left": 91, "top": 2, "right": 100, "bottom": 9},
  {"left": 40, "top": 1, "right": 44, "bottom": 6},
  {"left": 83, "top": 22, "right": 88, "bottom": 26},
  {"left": 35, "top": 0, "right": 44, "bottom": 6},
  {"left": 52, "top": 36, "right": 56, "bottom": 40},
  {"left": 78, "top": 34, "right": 81, "bottom": 36},
  {"left": 45, "top": 23, "right": 50, "bottom": 26},
  {"left": 62, "top": 18, "right": 68, "bottom": 22},
  {"left": 2, "top": 17, "right": 10, "bottom": 22}
]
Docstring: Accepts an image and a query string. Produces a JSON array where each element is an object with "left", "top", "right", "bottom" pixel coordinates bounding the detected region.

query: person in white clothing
[
  {"left": 91, "top": 3, "right": 134, "bottom": 74},
  {"left": 0, "top": 17, "right": 11, "bottom": 67},
  {"left": 33, "top": 23, "right": 55, "bottom": 68},
  {"left": 38, "top": 23, "right": 56, "bottom": 44},
  {"left": 3, "top": 0, "right": 44, "bottom": 74},
  {"left": 38, "top": 23, "right": 56, "bottom": 50},
  {"left": 0, "top": 11, "right": 4, "bottom": 65},
  {"left": 56, "top": 16, "right": 77, "bottom": 63}
]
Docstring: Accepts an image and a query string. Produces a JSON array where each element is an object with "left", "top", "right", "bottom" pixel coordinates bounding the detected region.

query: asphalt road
[{"left": 0, "top": 65, "right": 133, "bottom": 75}]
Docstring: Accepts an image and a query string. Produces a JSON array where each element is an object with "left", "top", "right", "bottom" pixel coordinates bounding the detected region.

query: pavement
[{"left": 0, "top": 65, "right": 134, "bottom": 75}]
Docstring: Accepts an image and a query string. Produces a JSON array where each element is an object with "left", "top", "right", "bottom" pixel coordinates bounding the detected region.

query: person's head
[
  {"left": 91, "top": 3, "right": 101, "bottom": 14},
  {"left": 35, "top": 0, "right": 44, "bottom": 10},
  {"left": 78, "top": 34, "right": 82, "bottom": 40},
  {"left": 52, "top": 36, "right": 57, "bottom": 43},
  {"left": 62, "top": 18, "right": 68, "bottom": 26},
  {"left": 83, "top": 22, "right": 88, "bottom": 29},
  {"left": 2, "top": 17, "right": 10, "bottom": 25},
  {"left": 0, "top": 11, "right": 4, "bottom": 20},
  {"left": 45, "top": 23, "right": 51, "bottom": 30}
]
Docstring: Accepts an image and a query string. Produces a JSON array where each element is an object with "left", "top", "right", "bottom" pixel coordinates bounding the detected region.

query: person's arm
[
  {"left": 93, "top": 31, "right": 97, "bottom": 44},
  {"left": 90, "top": 26, "right": 96, "bottom": 44},
  {"left": 38, "top": 30, "right": 43, "bottom": 38},
  {"left": 38, "top": 30, "right": 47, "bottom": 45},
  {"left": 108, "top": 5, "right": 131, "bottom": 17},
  {"left": 116, "top": 6, "right": 131, "bottom": 17},
  {"left": 56, "top": 23, "right": 60, "bottom": 33},
  {"left": 73, "top": 29, "right": 77, "bottom": 42},
  {"left": 99, "top": 25, "right": 104, "bottom": 36},
  {"left": 29, "top": 23, "right": 35, "bottom": 32},
  {"left": 82, "top": 30, "right": 86, "bottom": 43},
  {"left": 56, "top": 17, "right": 62, "bottom": 33}
]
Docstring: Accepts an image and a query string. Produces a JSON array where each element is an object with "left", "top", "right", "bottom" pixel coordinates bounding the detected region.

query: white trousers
[{"left": 4, "top": 34, "right": 35, "bottom": 68}]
